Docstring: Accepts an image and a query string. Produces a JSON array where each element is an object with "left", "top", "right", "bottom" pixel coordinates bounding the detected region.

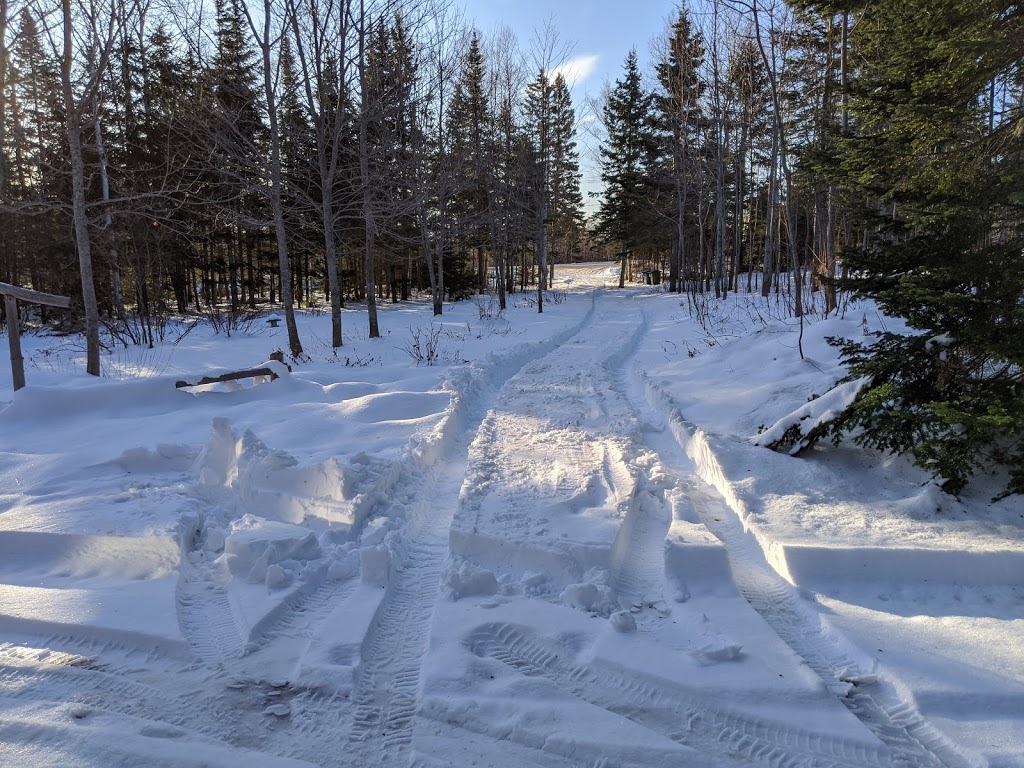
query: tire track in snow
[
  {"left": 411, "top": 698, "right": 697, "bottom": 768},
  {"left": 345, "top": 486, "right": 459, "bottom": 764},
  {"left": 176, "top": 567, "right": 245, "bottom": 666},
  {"left": 629, "top": 298, "right": 982, "bottom": 768},
  {"left": 247, "top": 567, "right": 359, "bottom": 646},
  {"left": 686, "top": 481, "right": 980, "bottom": 768},
  {"left": 608, "top": 486, "right": 670, "bottom": 609},
  {"left": 0, "top": 649, "right": 224, "bottom": 739},
  {"left": 343, "top": 298, "right": 603, "bottom": 768},
  {"left": 596, "top": 298, "right": 673, "bottom": 610},
  {"left": 466, "top": 622, "right": 891, "bottom": 768}
]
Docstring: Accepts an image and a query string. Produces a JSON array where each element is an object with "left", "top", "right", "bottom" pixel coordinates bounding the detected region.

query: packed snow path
[{"left": 0, "top": 273, "right": 1011, "bottom": 767}]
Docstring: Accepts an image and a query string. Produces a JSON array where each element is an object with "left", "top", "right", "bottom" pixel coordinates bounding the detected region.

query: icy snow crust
[{"left": 1, "top": 264, "right": 1021, "bottom": 767}]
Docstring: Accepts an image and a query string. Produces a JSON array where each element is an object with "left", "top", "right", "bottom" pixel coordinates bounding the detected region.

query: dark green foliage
[
  {"left": 803, "top": 0, "right": 1024, "bottom": 494},
  {"left": 805, "top": 333, "right": 1024, "bottom": 494},
  {"left": 547, "top": 74, "right": 585, "bottom": 261},
  {"left": 447, "top": 32, "right": 492, "bottom": 268},
  {"left": 595, "top": 49, "right": 661, "bottom": 254}
]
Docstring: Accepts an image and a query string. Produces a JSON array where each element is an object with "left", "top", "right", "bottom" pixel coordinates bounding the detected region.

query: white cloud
[{"left": 549, "top": 54, "right": 600, "bottom": 86}]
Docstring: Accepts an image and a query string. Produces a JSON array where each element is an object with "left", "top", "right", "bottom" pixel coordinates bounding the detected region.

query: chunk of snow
[
  {"left": 753, "top": 377, "right": 869, "bottom": 454},
  {"left": 265, "top": 563, "right": 291, "bottom": 591},
  {"left": 925, "top": 333, "right": 955, "bottom": 350},
  {"left": 560, "top": 581, "right": 617, "bottom": 617},
  {"left": 222, "top": 515, "right": 322, "bottom": 581},
  {"left": 360, "top": 545, "right": 390, "bottom": 586},
  {"left": 444, "top": 560, "right": 498, "bottom": 600},
  {"left": 691, "top": 640, "right": 743, "bottom": 664},
  {"left": 610, "top": 610, "right": 637, "bottom": 633}
]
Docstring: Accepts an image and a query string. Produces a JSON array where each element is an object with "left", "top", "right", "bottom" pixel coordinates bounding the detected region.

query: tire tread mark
[
  {"left": 0, "top": 658, "right": 221, "bottom": 738},
  {"left": 689, "top": 485, "right": 981, "bottom": 768},
  {"left": 176, "top": 565, "right": 244, "bottom": 665},
  {"left": 467, "top": 622, "right": 891, "bottom": 768}
]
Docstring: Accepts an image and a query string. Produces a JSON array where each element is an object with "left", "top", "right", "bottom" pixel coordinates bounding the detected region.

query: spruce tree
[
  {"left": 205, "top": 0, "right": 264, "bottom": 312},
  {"left": 524, "top": 69, "right": 554, "bottom": 306},
  {"left": 447, "top": 31, "right": 491, "bottom": 294},
  {"left": 804, "top": 0, "right": 1024, "bottom": 494},
  {"left": 596, "top": 49, "right": 657, "bottom": 288},
  {"left": 4, "top": 9, "right": 66, "bottom": 295},
  {"left": 548, "top": 74, "right": 584, "bottom": 268},
  {"left": 653, "top": 8, "right": 704, "bottom": 293}
]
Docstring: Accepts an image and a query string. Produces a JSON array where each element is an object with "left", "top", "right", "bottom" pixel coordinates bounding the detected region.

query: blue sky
[
  {"left": 459, "top": 0, "right": 681, "bottom": 97},
  {"left": 460, "top": 0, "right": 683, "bottom": 212}
]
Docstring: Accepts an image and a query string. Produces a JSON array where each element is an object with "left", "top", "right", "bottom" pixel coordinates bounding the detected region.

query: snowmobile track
[
  {"left": 466, "top": 621, "right": 892, "bottom": 768},
  {"left": 0, "top": 653, "right": 223, "bottom": 739},
  {"left": 247, "top": 567, "right": 359, "bottom": 646},
  {"left": 176, "top": 571, "right": 245, "bottom": 665},
  {"left": 689, "top": 483, "right": 982, "bottom": 768}
]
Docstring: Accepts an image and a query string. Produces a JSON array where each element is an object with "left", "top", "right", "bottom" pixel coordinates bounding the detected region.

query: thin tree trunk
[
  {"left": 253, "top": 0, "right": 302, "bottom": 356},
  {"left": 0, "top": 0, "right": 8, "bottom": 194},
  {"left": 357, "top": 2, "right": 379, "bottom": 337},
  {"left": 62, "top": 0, "right": 100, "bottom": 376},
  {"left": 94, "top": 114, "right": 126, "bottom": 320}
]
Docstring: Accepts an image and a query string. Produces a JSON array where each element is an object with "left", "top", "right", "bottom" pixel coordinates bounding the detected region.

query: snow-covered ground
[{"left": 1, "top": 264, "right": 1021, "bottom": 768}]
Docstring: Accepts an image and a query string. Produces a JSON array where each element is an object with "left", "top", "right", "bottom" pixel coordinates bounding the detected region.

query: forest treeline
[
  {"left": 1, "top": 0, "right": 1022, "bottom": 492},
  {"left": 0, "top": 0, "right": 590, "bottom": 365}
]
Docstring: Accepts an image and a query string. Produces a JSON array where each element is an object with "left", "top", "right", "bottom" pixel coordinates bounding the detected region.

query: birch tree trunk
[
  {"left": 247, "top": 0, "right": 303, "bottom": 356},
  {"left": 93, "top": 113, "right": 126, "bottom": 321},
  {"left": 357, "top": 0, "right": 379, "bottom": 337},
  {"left": 61, "top": 0, "right": 101, "bottom": 376},
  {"left": 286, "top": 0, "right": 348, "bottom": 347}
]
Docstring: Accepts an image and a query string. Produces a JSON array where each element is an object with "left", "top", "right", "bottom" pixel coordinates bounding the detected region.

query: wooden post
[
  {"left": 0, "top": 283, "right": 72, "bottom": 392},
  {"left": 4, "top": 294, "right": 23, "bottom": 391}
]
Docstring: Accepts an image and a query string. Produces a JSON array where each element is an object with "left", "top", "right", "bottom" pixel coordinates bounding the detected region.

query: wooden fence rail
[{"left": 1, "top": 283, "right": 72, "bottom": 391}]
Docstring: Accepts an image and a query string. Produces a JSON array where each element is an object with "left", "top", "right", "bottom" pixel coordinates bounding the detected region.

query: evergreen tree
[
  {"left": 724, "top": 34, "right": 771, "bottom": 293},
  {"left": 548, "top": 74, "right": 584, "bottom": 267},
  {"left": 2, "top": 9, "right": 66, "bottom": 296},
  {"left": 447, "top": 31, "right": 491, "bottom": 294},
  {"left": 523, "top": 68, "right": 553, "bottom": 305},
  {"left": 801, "top": 0, "right": 1024, "bottom": 494},
  {"left": 596, "top": 49, "right": 657, "bottom": 288},
  {"left": 136, "top": 24, "right": 199, "bottom": 314},
  {"left": 208, "top": 0, "right": 263, "bottom": 172},
  {"left": 653, "top": 8, "right": 705, "bottom": 293},
  {"left": 278, "top": 32, "right": 316, "bottom": 307},
  {"left": 204, "top": 0, "right": 264, "bottom": 312}
]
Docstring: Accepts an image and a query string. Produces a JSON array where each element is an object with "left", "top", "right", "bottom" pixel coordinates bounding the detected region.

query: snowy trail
[
  {"left": 341, "top": 298, "right": 604, "bottom": 767},
  {"left": 431, "top": 292, "right": 889, "bottom": 767},
  {"left": 345, "top": 461, "right": 464, "bottom": 767},
  {"left": 176, "top": 565, "right": 246, "bottom": 665},
  {"left": 629, "top": 302, "right": 982, "bottom": 768},
  {"left": 2, "top": 271, "right": 1014, "bottom": 766}
]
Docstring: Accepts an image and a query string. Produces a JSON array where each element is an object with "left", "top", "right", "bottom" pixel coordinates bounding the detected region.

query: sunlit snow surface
[{"left": 1, "top": 265, "right": 1021, "bottom": 768}]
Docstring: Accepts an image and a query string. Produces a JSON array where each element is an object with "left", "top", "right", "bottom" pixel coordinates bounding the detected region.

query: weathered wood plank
[
  {"left": 5, "top": 294, "right": 26, "bottom": 391},
  {"left": 175, "top": 367, "right": 280, "bottom": 389},
  {"left": 0, "top": 282, "right": 72, "bottom": 308}
]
